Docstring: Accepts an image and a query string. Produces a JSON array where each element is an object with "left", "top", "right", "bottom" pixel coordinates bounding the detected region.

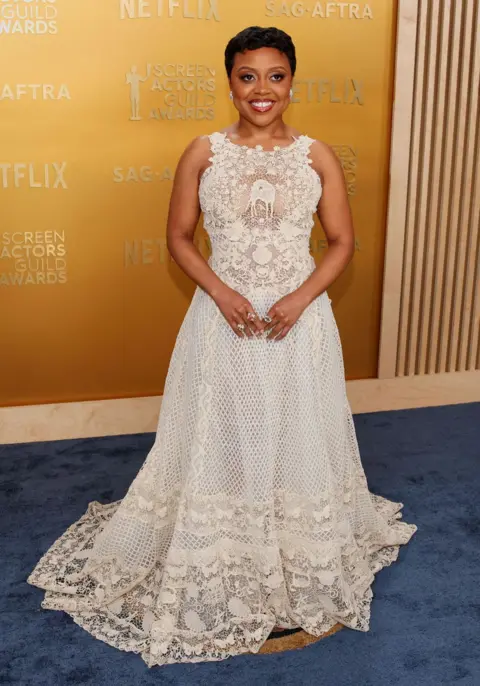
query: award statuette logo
[{"left": 126, "top": 65, "right": 151, "bottom": 121}]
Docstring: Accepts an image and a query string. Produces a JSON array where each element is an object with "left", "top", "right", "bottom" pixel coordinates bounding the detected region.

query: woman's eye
[
  {"left": 271, "top": 74, "right": 285, "bottom": 81},
  {"left": 240, "top": 74, "right": 255, "bottom": 82}
]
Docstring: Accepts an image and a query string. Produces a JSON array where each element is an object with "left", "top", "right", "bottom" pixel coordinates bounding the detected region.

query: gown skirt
[{"left": 27, "top": 285, "right": 417, "bottom": 666}]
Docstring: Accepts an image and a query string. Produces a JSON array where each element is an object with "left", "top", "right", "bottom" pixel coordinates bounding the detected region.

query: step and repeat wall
[{"left": 0, "top": 0, "right": 396, "bottom": 406}]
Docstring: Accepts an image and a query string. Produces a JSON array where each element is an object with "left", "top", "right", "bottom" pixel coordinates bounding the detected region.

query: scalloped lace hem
[{"left": 28, "top": 494, "right": 416, "bottom": 667}]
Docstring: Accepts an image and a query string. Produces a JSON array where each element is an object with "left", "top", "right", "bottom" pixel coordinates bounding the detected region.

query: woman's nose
[{"left": 255, "top": 79, "right": 270, "bottom": 95}]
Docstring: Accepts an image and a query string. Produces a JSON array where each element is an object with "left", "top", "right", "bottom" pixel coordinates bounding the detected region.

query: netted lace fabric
[{"left": 27, "top": 131, "right": 417, "bottom": 667}]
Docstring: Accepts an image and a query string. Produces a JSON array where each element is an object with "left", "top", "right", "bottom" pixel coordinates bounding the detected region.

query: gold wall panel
[{"left": 0, "top": 0, "right": 396, "bottom": 406}]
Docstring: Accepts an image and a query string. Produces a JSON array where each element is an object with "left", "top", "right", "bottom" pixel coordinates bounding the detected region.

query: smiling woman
[
  {"left": 27, "top": 25, "right": 416, "bottom": 668},
  {"left": 225, "top": 26, "right": 296, "bottom": 137}
]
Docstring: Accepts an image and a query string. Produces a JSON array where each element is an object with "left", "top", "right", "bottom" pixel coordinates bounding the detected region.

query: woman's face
[{"left": 229, "top": 47, "right": 292, "bottom": 127}]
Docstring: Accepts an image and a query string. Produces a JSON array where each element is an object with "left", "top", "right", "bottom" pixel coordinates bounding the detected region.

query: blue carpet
[{"left": 1, "top": 402, "right": 479, "bottom": 686}]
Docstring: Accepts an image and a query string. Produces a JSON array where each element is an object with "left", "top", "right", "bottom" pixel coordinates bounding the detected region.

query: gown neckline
[{"left": 219, "top": 130, "right": 305, "bottom": 153}]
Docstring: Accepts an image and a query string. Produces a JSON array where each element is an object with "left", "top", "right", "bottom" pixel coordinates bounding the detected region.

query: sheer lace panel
[{"left": 199, "top": 132, "right": 322, "bottom": 297}]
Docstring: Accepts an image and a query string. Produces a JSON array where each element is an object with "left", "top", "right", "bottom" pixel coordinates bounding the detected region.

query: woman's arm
[
  {"left": 166, "top": 137, "right": 264, "bottom": 338},
  {"left": 262, "top": 140, "right": 355, "bottom": 340},
  {"left": 166, "top": 136, "right": 227, "bottom": 300},
  {"left": 294, "top": 140, "right": 356, "bottom": 307}
]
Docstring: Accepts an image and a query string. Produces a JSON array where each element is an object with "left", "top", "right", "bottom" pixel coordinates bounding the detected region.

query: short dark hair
[{"left": 224, "top": 26, "right": 297, "bottom": 78}]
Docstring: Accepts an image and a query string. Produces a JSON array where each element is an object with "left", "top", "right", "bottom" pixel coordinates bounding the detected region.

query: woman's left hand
[{"left": 263, "top": 292, "right": 310, "bottom": 340}]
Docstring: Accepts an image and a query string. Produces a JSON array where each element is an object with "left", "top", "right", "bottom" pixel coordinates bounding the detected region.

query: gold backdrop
[{"left": 0, "top": 0, "right": 396, "bottom": 407}]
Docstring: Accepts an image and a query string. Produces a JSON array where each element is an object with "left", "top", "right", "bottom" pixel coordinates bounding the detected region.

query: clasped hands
[{"left": 214, "top": 287, "right": 310, "bottom": 341}]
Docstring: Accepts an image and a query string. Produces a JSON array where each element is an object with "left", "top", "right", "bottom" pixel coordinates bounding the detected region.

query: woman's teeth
[{"left": 250, "top": 100, "right": 274, "bottom": 112}]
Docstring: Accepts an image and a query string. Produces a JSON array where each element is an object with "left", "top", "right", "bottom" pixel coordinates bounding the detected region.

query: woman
[{"left": 28, "top": 26, "right": 416, "bottom": 667}]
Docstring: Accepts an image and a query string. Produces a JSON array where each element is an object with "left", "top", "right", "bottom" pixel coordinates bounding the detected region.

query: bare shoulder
[
  {"left": 308, "top": 139, "right": 342, "bottom": 176},
  {"left": 175, "top": 134, "right": 212, "bottom": 180},
  {"left": 178, "top": 134, "right": 211, "bottom": 164}
]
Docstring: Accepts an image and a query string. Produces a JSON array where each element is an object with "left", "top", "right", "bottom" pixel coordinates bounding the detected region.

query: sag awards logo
[
  {"left": 0, "top": 83, "right": 70, "bottom": 101},
  {"left": 0, "top": 0, "right": 59, "bottom": 35},
  {"left": 120, "top": 0, "right": 220, "bottom": 21},
  {"left": 113, "top": 165, "right": 173, "bottom": 183},
  {"left": 126, "top": 63, "right": 216, "bottom": 121},
  {"left": 0, "top": 162, "right": 68, "bottom": 285},
  {"left": 0, "top": 230, "right": 67, "bottom": 286},
  {"left": 265, "top": 1, "right": 373, "bottom": 18}
]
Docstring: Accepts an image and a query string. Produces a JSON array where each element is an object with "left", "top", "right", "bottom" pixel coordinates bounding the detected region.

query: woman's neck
[{"left": 226, "top": 118, "right": 294, "bottom": 146}]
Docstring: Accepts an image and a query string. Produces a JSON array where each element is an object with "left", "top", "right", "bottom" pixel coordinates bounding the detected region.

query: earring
[
  {"left": 229, "top": 91, "right": 233, "bottom": 100},
  {"left": 289, "top": 88, "right": 293, "bottom": 99}
]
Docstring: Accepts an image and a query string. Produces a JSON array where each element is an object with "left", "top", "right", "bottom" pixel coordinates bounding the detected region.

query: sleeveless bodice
[{"left": 199, "top": 132, "right": 322, "bottom": 297}]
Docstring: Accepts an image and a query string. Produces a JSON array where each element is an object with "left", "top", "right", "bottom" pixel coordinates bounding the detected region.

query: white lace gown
[{"left": 27, "top": 132, "right": 417, "bottom": 667}]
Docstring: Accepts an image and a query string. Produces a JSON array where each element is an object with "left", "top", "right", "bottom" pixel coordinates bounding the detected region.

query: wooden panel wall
[{"left": 380, "top": 0, "right": 480, "bottom": 378}]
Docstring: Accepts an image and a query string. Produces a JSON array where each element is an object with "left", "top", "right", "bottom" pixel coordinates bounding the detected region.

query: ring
[
  {"left": 247, "top": 312, "right": 256, "bottom": 321},
  {"left": 263, "top": 315, "right": 272, "bottom": 323},
  {"left": 237, "top": 323, "right": 245, "bottom": 330}
]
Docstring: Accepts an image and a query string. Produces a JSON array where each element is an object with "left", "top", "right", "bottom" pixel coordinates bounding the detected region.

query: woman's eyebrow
[{"left": 236, "top": 65, "right": 287, "bottom": 72}]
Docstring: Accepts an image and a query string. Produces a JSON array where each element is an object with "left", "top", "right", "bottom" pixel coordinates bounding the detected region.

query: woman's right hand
[{"left": 212, "top": 287, "right": 264, "bottom": 338}]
